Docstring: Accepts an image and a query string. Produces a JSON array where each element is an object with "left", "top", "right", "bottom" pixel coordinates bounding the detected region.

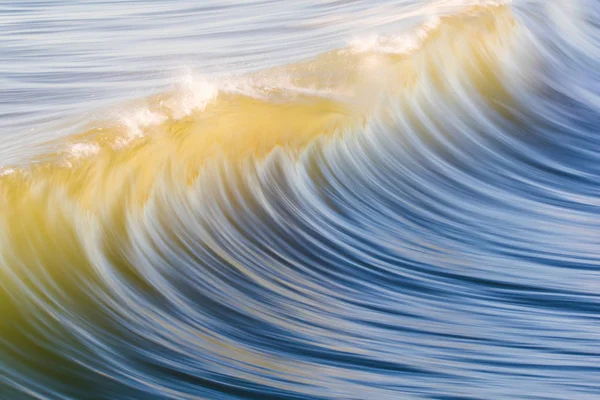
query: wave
[
  {"left": 2, "top": 1, "right": 600, "bottom": 399},
  {"left": 0, "top": 3, "right": 520, "bottom": 205}
]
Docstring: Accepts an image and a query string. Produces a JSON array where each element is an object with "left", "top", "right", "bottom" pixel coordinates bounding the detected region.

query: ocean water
[{"left": 1, "top": 0, "right": 600, "bottom": 399}]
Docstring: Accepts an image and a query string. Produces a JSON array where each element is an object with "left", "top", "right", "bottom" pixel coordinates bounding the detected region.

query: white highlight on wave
[
  {"left": 69, "top": 143, "right": 101, "bottom": 158},
  {"left": 349, "top": 16, "right": 441, "bottom": 54},
  {"left": 114, "top": 108, "right": 168, "bottom": 149},
  {"left": 347, "top": 0, "right": 510, "bottom": 54},
  {"left": 163, "top": 72, "right": 220, "bottom": 119},
  {"left": 0, "top": 167, "right": 16, "bottom": 177}
]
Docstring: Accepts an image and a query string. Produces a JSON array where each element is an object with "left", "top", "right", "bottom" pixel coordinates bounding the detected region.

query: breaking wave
[{"left": 2, "top": 1, "right": 600, "bottom": 398}]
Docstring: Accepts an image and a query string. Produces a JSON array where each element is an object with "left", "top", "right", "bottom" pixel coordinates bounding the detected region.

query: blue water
[{"left": 1, "top": 1, "right": 600, "bottom": 399}]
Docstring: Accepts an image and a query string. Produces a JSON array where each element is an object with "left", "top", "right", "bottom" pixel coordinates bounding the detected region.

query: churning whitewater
[{"left": 1, "top": 0, "right": 600, "bottom": 399}]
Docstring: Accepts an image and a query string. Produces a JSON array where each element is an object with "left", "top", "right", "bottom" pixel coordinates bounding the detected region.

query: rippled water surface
[{"left": 1, "top": 0, "right": 600, "bottom": 399}]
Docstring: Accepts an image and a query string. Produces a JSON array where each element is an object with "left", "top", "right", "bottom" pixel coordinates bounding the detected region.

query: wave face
[{"left": 2, "top": 1, "right": 600, "bottom": 399}]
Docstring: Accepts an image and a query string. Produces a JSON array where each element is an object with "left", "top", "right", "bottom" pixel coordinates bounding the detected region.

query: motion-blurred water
[
  {"left": 1, "top": 0, "right": 600, "bottom": 399},
  {"left": 0, "top": 0, "right": 437, "bottom": 164}
]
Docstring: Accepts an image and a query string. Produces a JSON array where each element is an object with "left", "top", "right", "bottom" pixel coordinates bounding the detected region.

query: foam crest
[
  {"left": 349, "top": 17, "right": 441, "bottom": 54},
  {"left": 163, "top": 72, "right": 220, "bottom": 119},
  {"left": 0, "top": 167, "right": 15, "bottom": 177}
]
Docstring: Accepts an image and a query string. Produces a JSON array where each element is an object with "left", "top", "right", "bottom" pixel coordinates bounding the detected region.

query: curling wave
[{"left": 2, "top": 1, "right": 600, "bottom": 399}]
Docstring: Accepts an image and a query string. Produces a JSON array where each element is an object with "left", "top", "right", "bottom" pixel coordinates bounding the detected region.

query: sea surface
[{"left": 1, "top": 0, "right": 600, "bottom": 399}]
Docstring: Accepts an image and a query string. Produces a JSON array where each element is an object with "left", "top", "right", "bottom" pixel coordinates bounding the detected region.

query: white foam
[
  {"left": 69, "top": 143, "right": 101, "bottom": 158},
  {"left": 347, "top": 0, "right": 510, "bottom": 55},
  {"left": 165, "top": 71, "right": 219, "bottom": 119},
  {"left": 114, "top": 108, "right": 167, "bottom": 149},
  {"left": 0, "top": 167, "right": 16, "bottom": 177},
  {"left": 349, "top": 16, "right": 441, "bottom": 54}
]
